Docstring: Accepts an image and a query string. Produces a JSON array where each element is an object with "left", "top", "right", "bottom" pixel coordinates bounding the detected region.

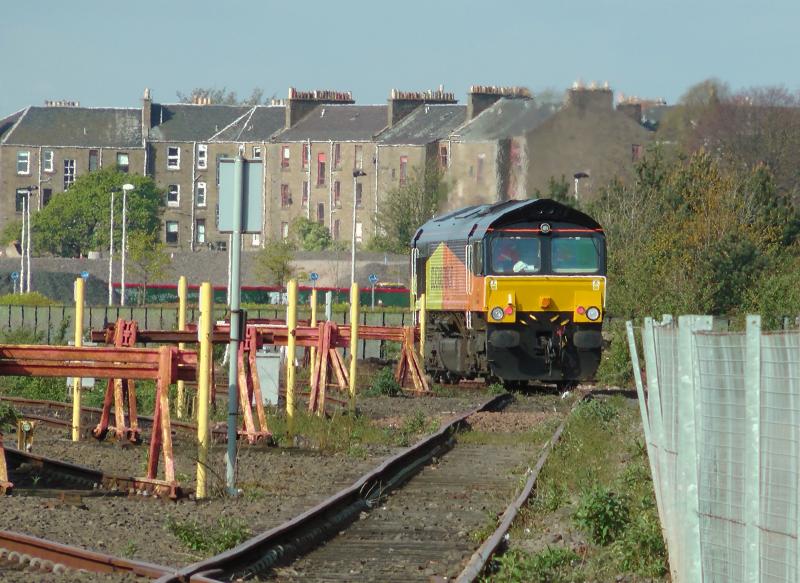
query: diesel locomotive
[{"left": 411, "top": 198, "right": 606, "bottom": 385}]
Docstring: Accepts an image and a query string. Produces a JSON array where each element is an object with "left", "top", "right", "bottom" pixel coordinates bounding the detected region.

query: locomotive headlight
[
  {"left": 540, "top": 223, "right": 551, "bottom": 234},
  {"left": 491, "top": 307, "right": 505, "bottom": 321},
  {"left": 586, "top": 306, "right": 601, "bottom": 321}
]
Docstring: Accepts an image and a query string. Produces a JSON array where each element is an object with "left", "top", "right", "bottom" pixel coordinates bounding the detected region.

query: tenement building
[{"left": 0, "top": 84, "right": 657, "bottom": 251}]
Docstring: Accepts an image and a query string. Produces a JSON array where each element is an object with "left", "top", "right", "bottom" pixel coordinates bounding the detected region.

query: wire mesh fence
[{"left": 628, "top": 315, "right": 800, "bottom": 582}]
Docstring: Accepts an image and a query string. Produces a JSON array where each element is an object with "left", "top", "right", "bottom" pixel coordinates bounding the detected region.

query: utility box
[{"left": 255, "top": 350, "right": 281, "bottom": 406}]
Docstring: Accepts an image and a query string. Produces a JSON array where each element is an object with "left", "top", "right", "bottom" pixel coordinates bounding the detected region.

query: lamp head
[{"left": 122, "top": 183, "right": 135, "bottom": 193}]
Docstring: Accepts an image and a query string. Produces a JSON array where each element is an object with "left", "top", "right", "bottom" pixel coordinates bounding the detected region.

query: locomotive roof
[{"left": 412, "top": 199, "right": 602, "bottom": 247}]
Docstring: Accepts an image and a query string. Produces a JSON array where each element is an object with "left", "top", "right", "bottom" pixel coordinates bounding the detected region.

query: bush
[
  {"left": 490, "top": 547, "right": 579, "bottom": 583},
  {"left": 574, "top": 485, "right": 629, "bottom": 544},
  {"left": 594, "top": 322, "right": 633, "bottom": 388},
  {"left": 576, "top": 398, "right": 618, "bottom": 426},
  {"left": 365, "top": 367, "right": 401, "bottom": 397},
  {"left": 0, "top": 292, "right": 55, "bottom": 306},
  {"left": 0, "top": 402, "right": 19, "bottom": 432},
  {"left": 613, "top": 497, "right": 668, "bottom": 576}
]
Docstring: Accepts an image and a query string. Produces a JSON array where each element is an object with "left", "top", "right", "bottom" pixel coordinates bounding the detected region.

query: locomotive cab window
[
  {"left": 551, "top": 236, "right": 601, "bottom": 274},
  {"left": 490, "top": 236, "right": 541, "bottom": 274}
]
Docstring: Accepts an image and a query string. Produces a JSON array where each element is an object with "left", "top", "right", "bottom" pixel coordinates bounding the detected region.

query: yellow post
[
  {"left": 286, "top": 279, "right": 298, "bottom": 435},
  {"left": 348, "top": 282, "right": 359, "bottom": 411},
  {"left": 71, "top": 277, "right": 85, "bottom": 442},
  {"left": 309, "top": 288, "right": 318, "bottom": 400},
  {"left": 176, "top": 276, "right": 188, "bottom": 420},
  {"left": 196, "top": 282, "right": 213, "bottom": 499},
  {"left": 419, "top": 293, "right": 426, "bottom": 361}
]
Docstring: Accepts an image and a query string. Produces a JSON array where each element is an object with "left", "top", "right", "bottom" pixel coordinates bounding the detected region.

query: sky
[{"left": 1, "top": 0, "right": 798, "bottom": 114}]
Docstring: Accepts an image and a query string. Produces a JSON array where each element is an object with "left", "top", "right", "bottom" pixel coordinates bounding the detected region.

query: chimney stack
[
  {"left": 386, "top": 86, "right": 457, "bottom": 127},
  {"left": 466, "top": 85, "right": 531, "bottom": 120},
  {"left": 567, "top": 81, "right": 613, "bottom": 112},
  {"left": 142, "top": 87, "right": 152, "bottom": 143},
  {"left": 285, "top": 87, "right": 355, "bottom": 128}
]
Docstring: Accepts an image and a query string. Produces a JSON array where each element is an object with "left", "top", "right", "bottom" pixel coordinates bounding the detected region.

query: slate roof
[
  {"left": 452, "top": 98, "right": 556, "bottom": 141},
  {"left": 378, "top": 105, "right": 466, "bottom": 145},
  {"left": 0, "top": 106, "right": 142, "bottom": 147},
  {"left": 277, "top": 105, "right": 388, "bottom": 142},
  {"left": 0, "top": 109, "right": 24, "bottom": 143},
  {"left": 210, "top": 105, "right": 286, "bottom": 142},
  {"left": 148, "top": 104, "right": 250, "bottom": 142}
]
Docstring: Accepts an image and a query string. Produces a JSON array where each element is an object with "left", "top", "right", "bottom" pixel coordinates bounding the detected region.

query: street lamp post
[
  {"left": 120, "top": 183, "right": 134, "bottom": 306},
  {"left": 351, "top": 169, "right": 366, "bottom": 285},
  {"left": 108, "top": 189, "right": 116, "bottom": 305}
]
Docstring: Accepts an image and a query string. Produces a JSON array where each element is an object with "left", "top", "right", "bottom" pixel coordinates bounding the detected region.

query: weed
[
  {"left": 487, "top": 547, "right": 580, "bottom": 583},
  {"left": 487, "top": 382, "right": 507, "bottom": 395},
  {"left": 576, "top": 398, "right": 618, "bottom": 426},
  {"left": 531, "top": 481, "right": 568, "bottom": 513},
  {"left": 0, "top": 402, "right": 18, "bottom": 432},
  {"left": 574, "top": 485, "right": 629, "bottom": 545},
  {"left": 121, "top": 541, "right": 138, "bottom": 558},
  {"left": 364, "top": 367, "right": 401, "bottom": 397},
  {"left": 470, "top": 510, "right": 498, "bottom": 543},
  {"left": 166, "top": 516, "right": 251, "bottom": 556},
  {"left": 396, "top": 410, "right": 428, "bottom": 446},
  {"left": 432, "top": 384, "right": 458, "bottom": 397}
]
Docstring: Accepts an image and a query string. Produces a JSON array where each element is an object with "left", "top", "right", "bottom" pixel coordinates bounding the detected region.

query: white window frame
[
  {"left": 43, "top": 150, "right": 54, "bottom": 173},
  {"left": 281, "top": 222, "right": 289, "bottom": 240},
  {"left": 252, "top": 146, "right": 262, "bottom": 160},
  {"left": 251, "top": 233, "right": 261, "bottom": 246},
  {"left": 17, "top": 151, "right": 30, "bottom": 175},
  {"left": 281, "top": 145, "right": 290, "bottom": 168},
  {"left": 116, "top": 152, "right": 130, "bottom": 172},
  {"left": 195, "top": 181, "right": 207, "bottom": 207},
  {"left": 63, "top": 159, "right": 76, "bottom": 189},
  {"left": 165, "top": 220, "right": 179, "bottom": 244},
  {"left": 355, "top": 221, "right": 363, "bottom": 244},
  {"left": 167, "top": 146, "right": 180, "bottom": 170},
  {"left": 197, "top": 144, "right": 208, "bottom": 169},
  {"left": 196, "top": 220, "right": 206, "bottom": 244},
  {"left": 167, "top": 184, "right": 180, "bottom": 207}
]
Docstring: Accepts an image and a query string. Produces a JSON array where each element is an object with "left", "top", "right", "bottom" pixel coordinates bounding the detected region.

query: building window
[
  {"left": 476, "top": 154, "right": 485, "bottom": 182},
  {"left": 116, "top": 152, "right": 129, "bottom": 173},
  {"left": 16, "top": 151, "right": 30, "bottom": 175},
  {"left": 196, "top": 181, "right": 207, "bottom": 207},
  {"left": 317, "top": 202, "right": 325, "bottom": 224},
  {"left": 281, "top": 146, "right": 290, "bottom": 169},
  {"left": 252, "top": 146, "right": 262, "bottom": 160},
  {"left": 302, "top": 181, "right": 309, "bottom": 208},
  {"left": 167, "top": 146, "right": 180, "bottom": 169},
  {"left": 43, "top": 150, "right": 54, "bottom": 173},
  {"left": 439, "top": 146, "right": 448, "bottom": 168},
  {"left": 355, "top": 221, "right": 363, "bottom": 244},
  {"left": 196, "top": 219, "right": 206, "bottom": 244},
  {"left": 354, "top": 145, "right": 363, "bottom": 170},
  {"left": 333, "top": 219, "right": 340, "bottom": 240},
  {"left": 167, "top": 184, "right": 180, "bottom": 207},
  {"left": 333, "top": 143, "right": 341, "bottom": 169},
  {"left": 64, "top": 159, "right": 76, "bottom": 189},
  {"left": 215, "top": 203, "right": 219, "bottom": 227},
  {"left": 399, "top": 156, "right": 408, "bottom": 186},
  {"left": 15, "top": 190, "right": 27, "bottom": 213},
  {"left": 42, "top": 188, "right": 52, "bottom": 207},
  {"left": 251, "top": 233, "right": 261, "bottom": 246},
  {"left": 217, "top": 239, "right": 227, "bottom": 251},
  {"left": 89, "top": 150, "right": 99, "bottom": 172},
  {"left": 281, "top": 222, "right": 289, "bottom": 240},
  {"left": 316, "top": 153, "right": 326, "bottom": 186},
  {"left": 355, "top": 182, "right": 363, "bottom": 208},
  {"left": 333, "top": 181, "right": 341, "bottom": 208},
  {"left": 165, "top": 221, "right": 179, "bottom": 244},
  {"left": 197, "top": 144, "right": 208, "bottom": 169},
  {"left": 281, "top": 184, "right": 291, "bottom": 207},
  {"left": 631, "top": 144, "right": 644, "bottom": 162},
  {"left": 302, "top": 143, "right": 309, "bottom": 169}
]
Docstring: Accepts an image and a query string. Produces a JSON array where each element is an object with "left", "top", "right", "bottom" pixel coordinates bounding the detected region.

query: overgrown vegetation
[
  {"left": 486, "top": 397, "right": 667, "bottom": 582},
  {"left": 166, "top": 516, "right": 251, "bottom": 556},
  {"left": 364, "top": 367, "right": 401, "bottom": 397},
  {"left": 0, "top": 402, "right": 19, "bottom": 432},
  {"left": 0, "top": 292, "right": 55, "bottom": 306}
]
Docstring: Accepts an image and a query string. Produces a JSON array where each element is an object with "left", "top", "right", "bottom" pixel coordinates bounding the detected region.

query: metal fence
[
  {"left": 0, "top": 305, "right": 412, "bottom": 360},
  {"left": 627, "top": 315, "right": 800, "bottom": 583}
]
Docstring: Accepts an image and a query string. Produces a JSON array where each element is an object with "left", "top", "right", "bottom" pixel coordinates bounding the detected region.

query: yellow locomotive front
[{"left": 413, "top": 199, "right": 606, "bottom": 386}]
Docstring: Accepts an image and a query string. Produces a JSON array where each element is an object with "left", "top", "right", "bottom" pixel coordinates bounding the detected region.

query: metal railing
[{"left": 627, "top": 315, "right": 800, "bottom": 583}]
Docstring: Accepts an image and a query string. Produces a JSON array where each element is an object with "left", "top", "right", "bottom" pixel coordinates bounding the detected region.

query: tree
[
  {"left": 176, "top": 87, "right": 272, "bottom": 106},
  {"left": 373, "top": 166, "right": 449, "bottom": 254},
  {"left": 0, "top": 219, "right": 22, "bottom": 248},
  {"left": 127, "top": 232, "right": 170, "bottom": 305},
  {"left": 254, "top": 240, "right": 295, "bottom": 288},
  {"left": 291, "top": 217, "right": 332, "bottom": 251},
  {"left": 31, "top": 169, "right": 162, "bottom": 257},
  {"left": 531, "top": 175, "right": 573, "bottom": 206}
]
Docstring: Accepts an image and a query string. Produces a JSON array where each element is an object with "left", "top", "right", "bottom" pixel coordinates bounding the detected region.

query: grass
[
  {"left": 166, "top": 516, "right": 251, "bottom": 556},
  {"left": 484, "top": 396, "right": 668, "bottom": 582},
  {"left": 456, "top": 418, "right": 559, "bottom": 447}
]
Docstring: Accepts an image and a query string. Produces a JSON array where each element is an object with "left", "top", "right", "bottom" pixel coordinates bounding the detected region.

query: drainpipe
[
  {"left": 190, "top": 141, "right": 196, "bottom": 252},
  {"left": 328, "top": 140, "right": 334, "bottom": 231},
  {"left": 306, "top": 139, "right": 312, "bottom": 220},
  {"left": 373, "top": 144, "right": 379, "bottom": 237}
]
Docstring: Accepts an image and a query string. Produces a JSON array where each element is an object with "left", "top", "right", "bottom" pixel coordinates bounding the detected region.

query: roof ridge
[{"left": 1, "top": 106, "right": 30, "bottom": 145}]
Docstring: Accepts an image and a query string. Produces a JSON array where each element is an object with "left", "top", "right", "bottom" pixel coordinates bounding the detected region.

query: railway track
[{"left": 155, "top": 391, "right": 578, "bottom": 583}]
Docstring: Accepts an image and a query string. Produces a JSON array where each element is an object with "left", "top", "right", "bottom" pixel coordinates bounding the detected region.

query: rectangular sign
[{"left": 218, "top": 159, "right": 264, "bottom": 233}]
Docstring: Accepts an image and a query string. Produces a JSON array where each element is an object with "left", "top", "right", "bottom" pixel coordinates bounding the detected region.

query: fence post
[
  {"left": 745, "top": 315, "right": 761, "bottom": 582},
  {"left": 348, "top": 282, "right": 359, "bottom": 412},
  {"left": 176, "top": 276, "right": 188, "bottom": 420},
  {"left": 195, "top": 282, "right": 212, "bottom": 499},
  {"left": 71, "top": 278, "right": 85, "bottom": 442},
  {"left": 286, "top": 279, "right": 298, "bottom": 436}
]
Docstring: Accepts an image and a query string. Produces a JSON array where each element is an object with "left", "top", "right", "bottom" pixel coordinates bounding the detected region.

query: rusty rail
[
  {"left": 154, "top": 393, "right": 511, "bottom": 583},
  {"left": 455, "top": 391, "right": 588, "bottom": 582}
]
